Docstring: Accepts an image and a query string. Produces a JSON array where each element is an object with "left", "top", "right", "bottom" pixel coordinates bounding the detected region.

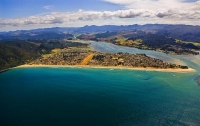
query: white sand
[{"left": 16, "top": 65, "right": 196, "bottom": 73}]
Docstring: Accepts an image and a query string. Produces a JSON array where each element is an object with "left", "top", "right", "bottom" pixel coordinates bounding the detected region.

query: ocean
[{"left": 0, "top": 42, "right": 200, "bottom": 126}]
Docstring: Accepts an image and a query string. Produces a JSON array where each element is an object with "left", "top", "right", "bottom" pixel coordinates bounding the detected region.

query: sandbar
[{"left": 15, "top": 65, "right": 196, "bottom": 73}]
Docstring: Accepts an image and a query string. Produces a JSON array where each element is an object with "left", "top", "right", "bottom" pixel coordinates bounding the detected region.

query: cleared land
[{"left": 80, "top": 54, "right": 95, "bottom": 65}]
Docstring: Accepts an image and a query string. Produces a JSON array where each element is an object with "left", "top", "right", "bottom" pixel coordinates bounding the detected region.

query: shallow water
[
  {"left": 92, "top": 42, "right": 200, "bottom": 66},
  {"left": 0, "top": 41, "right": 200, "bottom": 126},
  {"left": 0, "top": 67, "right": 200, "bottom": 126}
]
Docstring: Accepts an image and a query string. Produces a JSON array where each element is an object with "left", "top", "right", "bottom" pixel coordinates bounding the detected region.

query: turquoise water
[
  {"left": 1, "top": 42, "right": 200, "bottom": 126},
  {"left": 0, "top": 67, "right": 200, "bottom": 126}
]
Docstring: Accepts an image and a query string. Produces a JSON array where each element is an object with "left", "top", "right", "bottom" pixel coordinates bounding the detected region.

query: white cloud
[
  {"left": 43, "top": 5, "right": 54, "bottom": 10},
  {"left": 0, "top": 0, "right": 200, "bottom": 31},
  {"left": 0, "top": 8, "right": 199, "bottom": 27},
  {"left": 0, "top": 9, "right": 151, "bottom": 26},
  {"left": 103, "top": 0, "right": 200, "bottom": 10},
  {"left": 103, "top": 0, "right": 200, "bottom": 22},
  {"left": 103, "top": 0, "right": 200, "bottom": 18}
]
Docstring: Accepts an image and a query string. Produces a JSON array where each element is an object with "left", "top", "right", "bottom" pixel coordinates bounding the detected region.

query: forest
[{"left": 0, "top": 39, "right": 88, "bottom": 71}]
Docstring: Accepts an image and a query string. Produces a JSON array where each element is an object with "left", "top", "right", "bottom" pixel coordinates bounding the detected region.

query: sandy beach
[
  {"left": 68, "top": 39, "right": 96, "bottom": 43},
  {"left": 16, "top": 64, "right": 196, "bottom": 73}
]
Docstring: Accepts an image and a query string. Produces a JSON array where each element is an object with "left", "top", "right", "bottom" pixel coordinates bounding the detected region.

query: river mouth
[
  {"left": 86, "top": 41, "right": 200, "bottom": 85},
  {"left": 87, "top": 41, "right": 198, "bottom": 67}
]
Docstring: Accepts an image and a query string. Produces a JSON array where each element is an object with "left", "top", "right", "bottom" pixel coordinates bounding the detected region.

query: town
[{"left": 30, "top": 47, "right": 188, "bottom": 69}]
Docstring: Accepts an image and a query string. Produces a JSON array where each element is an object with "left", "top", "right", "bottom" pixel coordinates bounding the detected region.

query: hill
[
  {"left": 0, "top": 40, "right": 88, "bottom": 71},
  {"left": 1, "top": 24, "right": 200, "bottom": 42}
]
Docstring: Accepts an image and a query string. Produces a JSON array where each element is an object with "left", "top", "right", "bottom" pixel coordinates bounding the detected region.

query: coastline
[
  {"left": 0, "top": 68, "right": 11, "bottom": 74},
  {"left": 69, "top": 39, "right": 96, "bottom": 43},
  {"left": 16, "top": 64, "right": 196, "bottom": 73}
]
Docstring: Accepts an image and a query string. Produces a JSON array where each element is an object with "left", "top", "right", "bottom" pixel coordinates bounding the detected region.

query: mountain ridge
[{"left": 1, "top": 24, "right": 200, "bottom": 42}]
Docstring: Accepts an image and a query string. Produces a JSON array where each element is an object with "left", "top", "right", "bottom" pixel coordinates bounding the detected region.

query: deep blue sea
[{"left": 1, "top": 42, "right": 200, "bottom": 126}]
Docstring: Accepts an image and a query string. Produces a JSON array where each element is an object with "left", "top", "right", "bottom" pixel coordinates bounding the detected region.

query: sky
[{"left": 0, "top": 0, "right": 200, "bottom": 31}]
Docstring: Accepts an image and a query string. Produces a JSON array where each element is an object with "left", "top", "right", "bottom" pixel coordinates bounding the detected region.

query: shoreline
[
  {"left": 71, "top": 39, "right": 199, "bottom": 56},
  {"left": 0, "top": 68, "right": 11, "bottom": 74},
  {"left": 15, "top": 65, "right": 196, "bottom": 73},
  {"left": 69, "top": 39, "right": 96, "bottom": 43}
]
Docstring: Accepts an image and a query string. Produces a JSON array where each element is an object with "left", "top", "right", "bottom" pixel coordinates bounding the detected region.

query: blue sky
[
  {"left": 0, "top": 0, "right": 200, "bottom": 31},
  {"left": 0, "top": 0, "right": 121, "bottom": 18}
]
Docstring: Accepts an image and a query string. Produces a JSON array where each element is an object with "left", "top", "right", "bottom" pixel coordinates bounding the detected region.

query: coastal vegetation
[
  {"left": 0, "top": 40, "right": 88, "bottom": 71},
  {"left": 77, "top": 31, "right": 200, "bottom": 55}
]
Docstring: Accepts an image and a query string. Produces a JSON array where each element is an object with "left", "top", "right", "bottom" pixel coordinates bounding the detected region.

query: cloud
[
  {"left": 0, "top": 0, "right": 200, "bottom": 29},
  {"left": 103, "top": 0, "right": 200, "bottom": 16},
  {"left": 103, "top": 0, "right": 200, "bottom": 20},
  {"left": 103, "top": 0, "right": 200, "bottom": 10},
  {"left": 43, "top": 5, "right": 54, "bottom": 10},
  {"left": 0, "top": 9, "right": 150, "bottom": 26}
]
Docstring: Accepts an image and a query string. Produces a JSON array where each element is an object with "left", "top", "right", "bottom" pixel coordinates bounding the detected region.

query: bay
[{"left": 0, "top": 42, "right": 200, "bottom": 126}]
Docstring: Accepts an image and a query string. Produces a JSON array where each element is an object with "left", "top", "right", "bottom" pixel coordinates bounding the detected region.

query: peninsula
[{"left": 23, "top": 46, "right": 195, "bottom": 72}]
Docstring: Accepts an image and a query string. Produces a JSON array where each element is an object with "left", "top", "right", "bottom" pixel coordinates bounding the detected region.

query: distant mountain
[
  {"left": 74, "top": 24, "right": 168, "bottom": 33},
  {"left": 158, "top": 25, "right": 200, "bottom": 42},
  {"left": 0, "top": 24, "right": 200, "bottom": 42},
  {"left": 0, "top": 24, "right": 168, "bottom": 35},
  {"left": 0, "top": 31, "right": 74, "bottom": 40},
  {"left": 27, "top": 27, "right": 76, "bottom": 33}
]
